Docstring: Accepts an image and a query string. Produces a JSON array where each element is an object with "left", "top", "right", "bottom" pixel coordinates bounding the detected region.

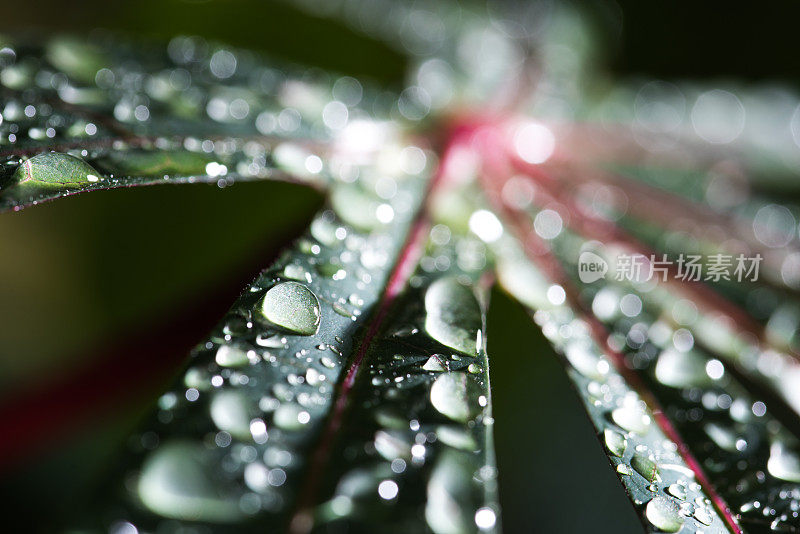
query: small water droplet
[
  {"left": 604, "top": 429, "right": 627, "bottom": 457},
  {"left": 215, "top": 346, "right": 249, "bottom": 367}
]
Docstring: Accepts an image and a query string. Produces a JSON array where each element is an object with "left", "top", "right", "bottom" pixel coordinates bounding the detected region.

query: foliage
[{"left": 3, "top": 2, "right": 800, "bottom": 533}]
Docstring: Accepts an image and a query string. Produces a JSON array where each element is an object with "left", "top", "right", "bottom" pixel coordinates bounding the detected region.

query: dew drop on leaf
[
  {"left": 611, "top": 405, "right": 650, "bottom": 435},
  {"left": 436, "top": 426, "right": 478, "bottom": 451},
  {"left": 767, "top": 440, "right": 800, "bottom": 482},
  {"left": 423, "top": 354, "right": 448, "bottom": 372},
  {"left": 424, "top": 277, "right": 481, "bottom": 356},
  {"left": 654, "top": 348, "right": 711, "bottom": 388},
  {"left": 210, "top": 390, "right": 251, "bottom": 440},
  {"left": 666, "top": 483, "right": 687, "bottom": 501},
  {"left": 94, "top": 149, "right": 215, "bottom": 178},
  {"left": 631, "top": 452, "right": 659, "bottom": 483},
  {"left": 138, "top": 441, "right": 244, "bottom": 522},
  {"left": 273, "top": 403, "right": 308, "bottom": 431},
  {"left": 11, "top": 152, "right": 101, "bottom": 191},
  {"left": 283, "top": 263, "right": 312, "bottom": 283},
  {"left": 259, "top": 281, "right": 321, "bottom": 335},
  {"left": 430, "top": 372, "right": 479, "bottom": 423},
  {"left": 215, "top": 345, "right": 249, "bottom": 367},
  {"left": 645, "top": 496, "right": 684, "bottom": 532},
  {"left": 604, "top": 429, "right": 627, "bottom": 457}
]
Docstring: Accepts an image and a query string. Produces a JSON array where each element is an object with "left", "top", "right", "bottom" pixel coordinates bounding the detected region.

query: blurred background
[{"left": 2, "top": 1, "right": 800, "bottom": 532}]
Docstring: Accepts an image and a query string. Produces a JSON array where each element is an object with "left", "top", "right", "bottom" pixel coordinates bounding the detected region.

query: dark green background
[{"left": 3, "top": 0, "right": 796, "bottom": 531}]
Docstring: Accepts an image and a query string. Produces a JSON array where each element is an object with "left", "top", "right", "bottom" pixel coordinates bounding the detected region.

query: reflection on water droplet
[
  {"left": 474, "top": 507, "right": 496, "bottom": 530},
  {"left": 645, "top": 496, "right": 684, "bottom": 532},
  {"left": 259, "top": 282, "right": 320, "bottom": 335}
]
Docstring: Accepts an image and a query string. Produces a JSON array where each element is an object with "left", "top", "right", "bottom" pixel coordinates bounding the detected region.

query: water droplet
[
  {"left": 645, "top": 496, "right": 684, "bottom": 532},
  {"left": 693, "top": 506, "right": 713, "bottom": 525},
  {"left": 436, "top": 426, "right": 477, "bottom": 451},
  {"left": 632, "top": 453, "right": 660, "bottom": 483},
  {"left": 273, "top": 403, "right": 308, "bottom": 431},
  {"left": 259, "top": 282, "right": 320, "bottom": 335},
  {"left": 768, "top": 440, "right": 800, "bottom": 482},
  {"left": 666, "top": 483, "right": 687, "bottom": 501},
  {"left": 215, "top": 346, "right": 249, "bottom": 368},
  {"left": 655, "top": 348, "right": 711, "bottom": 388},
  {"left": 617, "top": 464, "right": 633, "bottom": 475},
  {"left": 424, "top": 277, "right": 481, "bottom": 356},
  {"left": 210, "top": 391, "right": 251, "bottom": 440},
  {"left": 138, "top": 441, "right": 243, "bottom": 522},
  {"left": 604, "top": 429, "right": 627, "bottom": 457},
  {"left": 12, "top": 152, "right": 101, "bottom": 192},
  {"left": 283, "top": 264, "right": 312, "bottom": 283},
  {"left": 256, "top": 333, "right": 286, "bottom": 348},
  {"left": 430, "top": 373, "right": 480, "bottom": 423},
  {"left": 611, "top": 405, "right": 651, "bottom": 435},
  {"left": 423, "top": 354, "right": 448, "bottom": 372}
]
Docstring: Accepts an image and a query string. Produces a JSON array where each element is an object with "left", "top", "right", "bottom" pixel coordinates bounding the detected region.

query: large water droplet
[
  {"left": 645, "top": 496, "right": 684, "bottom": 532},
  {"left": 430, "top": 372, "right": 480, "bottom": 423},
  {"left": 424, "top": 277, "right": 481, "bottom": 356},
  {"left": 12, "top": 152, "right": 101, "bottom": 192},
  {"left": 259, "top": 282, "right": 320, "bottom": 335},
  {"left": 138, "top": 441, "right": 243, "bottom": 522}
]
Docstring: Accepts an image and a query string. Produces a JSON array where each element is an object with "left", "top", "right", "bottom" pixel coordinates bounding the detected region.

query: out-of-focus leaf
[{"left": 494, "top": 235, "right": 734, "bottom": 533}]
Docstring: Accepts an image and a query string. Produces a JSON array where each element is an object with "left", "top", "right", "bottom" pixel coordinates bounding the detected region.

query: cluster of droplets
[
  {"left": 309, "top": 231, "right": 497, "bottom": 533},
  {"left": 82, "top": 131, "right": 430, "bottom": 531},
  {"left": 561, "top": 245, "right": 800, "bottom": 531},
  {"left": 0, "top": 33, "right": 424, "bottom": 210}
]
